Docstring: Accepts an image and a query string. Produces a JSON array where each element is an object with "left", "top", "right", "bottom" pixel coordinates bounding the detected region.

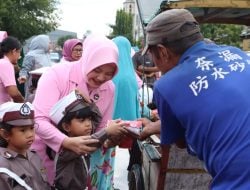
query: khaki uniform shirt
[
  {"left": 55, "top": 149, "right": 89, "bottom": 190},
  {"left": 0, "top": 147, "right": 50, "bottom": 190}
]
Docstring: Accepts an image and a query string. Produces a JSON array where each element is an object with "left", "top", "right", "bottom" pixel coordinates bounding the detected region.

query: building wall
[{"left": 123, "top": 0, "right": 143, "bottom": 41}]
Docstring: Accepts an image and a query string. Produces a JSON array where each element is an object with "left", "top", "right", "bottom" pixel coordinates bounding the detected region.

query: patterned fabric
[{"left": 89, "top": 147, "right": 116, "bottom": 190}]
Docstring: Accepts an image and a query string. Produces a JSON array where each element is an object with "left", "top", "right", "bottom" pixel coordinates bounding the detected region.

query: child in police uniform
[
  {"left": 0, "top": 102, "right": 50, "bottom": 190},
  {"left": 50, "top": 90, "right": 126, "bottom": 190}
]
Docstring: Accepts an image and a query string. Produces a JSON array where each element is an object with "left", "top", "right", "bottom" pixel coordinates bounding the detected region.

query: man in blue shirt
[{"left": 140, "top": 9, "right": 250, "bottom": 189}]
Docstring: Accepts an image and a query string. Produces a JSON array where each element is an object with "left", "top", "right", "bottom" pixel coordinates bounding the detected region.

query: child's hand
[
  {"left": 62, "top": 136, "right": 99, "bottom": 155},
  {"left": 18, "top": 76, "right": 27, "bottom": 84}
]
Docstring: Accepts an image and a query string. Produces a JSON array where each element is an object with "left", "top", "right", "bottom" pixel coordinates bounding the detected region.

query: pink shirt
[
  {"left": 0, "top": 57, "right": 16, "bottom": 104},
  {"left": 0, "top": 31, "right": 7, "bottom": 42},
  {"left": 33, "top": 62, "right": 115, "bottom": 150},
  {"left": 31, "top": 35, "right": 118, "bottom": 185}
]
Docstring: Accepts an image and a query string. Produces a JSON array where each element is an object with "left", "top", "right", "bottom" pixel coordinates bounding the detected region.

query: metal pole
[{"left": 135, "top": 0, "right": 146, "bottom": 39}]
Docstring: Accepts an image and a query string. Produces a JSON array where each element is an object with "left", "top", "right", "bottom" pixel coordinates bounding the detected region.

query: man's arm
[
  {"left": 138, "top": 65, "right": 159, "bottom": 72},
  {"left": 139, "top": 118, "right": 161, "bottom": 140}
]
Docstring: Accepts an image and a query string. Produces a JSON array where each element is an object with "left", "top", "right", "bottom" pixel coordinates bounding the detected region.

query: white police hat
[
  {"left": 0, "top": 102, "right": 34, "bottom": 126},
  {"left": 49, "top": 90, "right": 92, "bottom": 125}
]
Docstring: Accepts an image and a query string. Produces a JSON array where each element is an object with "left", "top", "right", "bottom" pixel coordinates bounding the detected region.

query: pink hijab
[
  {"left": 80, "top": 35, "right": 119, "bottom": 81},
  {"left": 0, "top": 31, "right": 8, "bottom": 42},
  {"left": 62, "top": 38, "right": 82, "bottom": 61}
]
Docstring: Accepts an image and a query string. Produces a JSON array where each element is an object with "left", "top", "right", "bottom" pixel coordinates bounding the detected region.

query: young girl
[
  {"left": 50, "top": 90, "right": 126, "bottom": 189},
  {"left": 0, "top": 36, "right": 24, "bottom": 104},
  {"left": 0, "top": 102, "right": 50, "bottom": 190}
]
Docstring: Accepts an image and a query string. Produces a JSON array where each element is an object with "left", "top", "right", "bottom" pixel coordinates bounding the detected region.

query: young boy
[
  {"left": 50, "top": 90, "right": 126, "bottom": 190},
  {"left": 0, "top": 102, "right": 50, "bottom": 190}
]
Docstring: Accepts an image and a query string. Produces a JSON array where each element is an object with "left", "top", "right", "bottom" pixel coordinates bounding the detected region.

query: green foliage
[
  {"left": 109, "top": 9, "right": 134, "bottom": 44},
  {"left": 200, "top": 24, "right": 244, "bottom": 48},
  {"left": 57, "top": 35, "right": 76, "bottom": 48},
  {"left": 0, "top": 0, "right": 60, "bottom": 42}
]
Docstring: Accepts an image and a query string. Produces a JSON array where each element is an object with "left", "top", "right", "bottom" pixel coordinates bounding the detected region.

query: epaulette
[{"left": 2, "top": 151, "right": 13, "bottom": 159}]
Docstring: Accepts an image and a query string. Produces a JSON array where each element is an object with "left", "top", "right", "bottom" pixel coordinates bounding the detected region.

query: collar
[
  {"left": 178, "top": 41, "right": 206, "bottom": 65},
  {"left": 0, "top": 148, "right": 33, "bottom": 160}
]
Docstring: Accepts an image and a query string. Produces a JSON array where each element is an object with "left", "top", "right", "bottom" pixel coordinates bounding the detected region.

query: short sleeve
[
  {"left": 153, "top": 87, "right": 185, "bottom": 145},
  {"left": 0, "top": 61, "right": 16, "bottom": 87},
  {"left": 132, "top": 52, "right": 140, "bottom": 69}
]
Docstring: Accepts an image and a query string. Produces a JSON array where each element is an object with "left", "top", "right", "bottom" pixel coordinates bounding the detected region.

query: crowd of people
[{"left": 1, "top": 7, "right": 250, "bottom": 190}]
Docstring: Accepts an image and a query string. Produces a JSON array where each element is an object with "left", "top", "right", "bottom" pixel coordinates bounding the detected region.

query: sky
[{"left": 57, "top": 0, "right": 125, "bottom": 38}]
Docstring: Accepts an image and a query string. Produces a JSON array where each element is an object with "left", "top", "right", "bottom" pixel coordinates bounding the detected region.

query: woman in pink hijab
[
  {"left": 31, "top": 35, "right": 126, "bottom": 189},
  {"left": 62, "top": 38, "right": 83, "bottom": 62}
]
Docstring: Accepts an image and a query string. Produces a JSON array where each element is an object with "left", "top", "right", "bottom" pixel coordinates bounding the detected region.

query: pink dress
[
  {"left": 31, "top": 35, "right": 119, "bottom": 189},
  {"left": 0, "top": 56, "right": 16, "bottom": 104}
]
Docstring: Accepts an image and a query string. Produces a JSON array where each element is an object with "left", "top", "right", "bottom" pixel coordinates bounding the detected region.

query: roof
[{"left": 137, "top": 0, "right": 250, "bottom": 26}]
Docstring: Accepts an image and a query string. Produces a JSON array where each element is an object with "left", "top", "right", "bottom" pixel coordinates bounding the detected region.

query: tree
[
  {"left": 109, "top": 9, "right": 134, "bottom": 44},
  {"left": 0, "top": 0, "right": 60, "bottom": 42},
  {"left": 200, "top": 24, "right": 244, "bottom": 48}
]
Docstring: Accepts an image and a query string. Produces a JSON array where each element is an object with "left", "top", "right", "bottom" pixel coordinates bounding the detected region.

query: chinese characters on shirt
[{"left": 189, "top": 50, "right": 250, "bottom": 96}]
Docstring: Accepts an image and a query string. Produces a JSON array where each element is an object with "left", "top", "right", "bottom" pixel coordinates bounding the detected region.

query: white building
[
  {"left": 123, "top": 0, "right": 144, "bottom": 41},
  {"left": 123, "top": 0, "right": 163, "bottom": 41}
]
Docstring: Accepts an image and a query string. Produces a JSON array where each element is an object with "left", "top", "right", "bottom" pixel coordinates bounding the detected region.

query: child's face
[
  {"left": 68, "top": 118, "right": 93, "bottom": 137},
  {"left": 6, "top": 125, "right": 35, "bottom": 155}
]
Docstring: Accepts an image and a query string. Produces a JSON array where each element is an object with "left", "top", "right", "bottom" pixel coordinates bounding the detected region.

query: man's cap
[
  {"left": 142, "top": 9, "right": 200, "bottom": 55},
  {"left": 0, "top": 102, "right": 34, "bottom": 126},
  {"left": 50, "top": 90, "right": 93, "bottom": 125}
]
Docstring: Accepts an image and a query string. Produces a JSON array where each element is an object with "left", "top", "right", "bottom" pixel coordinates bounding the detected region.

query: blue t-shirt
[{"left": 154, "top": 41, "right": 250, "bottom": 189}]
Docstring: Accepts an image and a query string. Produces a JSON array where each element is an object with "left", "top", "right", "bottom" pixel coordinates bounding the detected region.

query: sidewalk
[{"left": 113, "top": 147, "right": 129, "bottom": 190}]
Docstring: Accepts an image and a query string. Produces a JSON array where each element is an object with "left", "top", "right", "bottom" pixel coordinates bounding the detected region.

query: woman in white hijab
[{"left": 18, "top": 34, "right": 51, "bottom": 101}]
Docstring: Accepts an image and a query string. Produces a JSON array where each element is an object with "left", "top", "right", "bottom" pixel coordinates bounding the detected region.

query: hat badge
[
  {"left": 20, "top": 103, "right": 31, "bottom": 116},
  {"left": 75, "top": 93, "right": 83, "bottom": 100}
]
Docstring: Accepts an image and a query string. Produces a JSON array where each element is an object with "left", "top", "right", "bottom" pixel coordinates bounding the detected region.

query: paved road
[{"left": 113, "top": 147, "right": 129, "bottom": 190}]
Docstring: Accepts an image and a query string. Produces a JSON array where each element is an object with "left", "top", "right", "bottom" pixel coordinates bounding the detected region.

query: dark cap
[
  {"left": 142, "top": 9, "right": 200, "bottom": 55},
  {"left": 0, "top": 102, "right": 35, "bottom": 126}
]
